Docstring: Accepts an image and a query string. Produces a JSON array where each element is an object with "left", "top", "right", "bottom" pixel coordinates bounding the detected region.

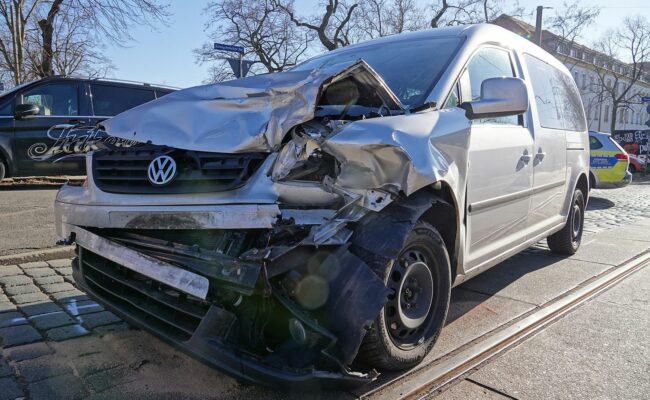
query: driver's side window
[
  {"left": 20, "top": 83, "right": 79, "bottom": 116},
  {"left": 464, "top": 47, "right": 519, "bottom": 126}
]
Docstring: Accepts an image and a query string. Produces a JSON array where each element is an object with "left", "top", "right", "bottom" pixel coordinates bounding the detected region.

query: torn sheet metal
[
  {"left": 100, "top": 60, "right": 403, "bottom": 154},
  {"left": 322, "top": 108, "right": 471, "bottom": 196}
]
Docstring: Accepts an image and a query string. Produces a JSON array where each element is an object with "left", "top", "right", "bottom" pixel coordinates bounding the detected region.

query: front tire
[
  {"left": 359, "top": 221, "right": 451, "bottom": 370},
  {"left": 547, "top": 189, "right": 585, "bottom": 255},
  {"left": 0, "top": 159, "right": 6, "bottom": 180}
]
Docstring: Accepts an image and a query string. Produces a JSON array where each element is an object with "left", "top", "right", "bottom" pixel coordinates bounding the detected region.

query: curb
[{"left": 0, "top": 246, "right": 75, "bottom": 266}]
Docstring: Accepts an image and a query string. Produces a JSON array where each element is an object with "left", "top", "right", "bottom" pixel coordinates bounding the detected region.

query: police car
[{"left": 589, "top": 131, "right": 632, "bottom": 189}]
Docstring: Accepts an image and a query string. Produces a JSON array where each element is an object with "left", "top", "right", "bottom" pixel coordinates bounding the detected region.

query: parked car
[
  {"left": 54, "top": 24, "right": 590, "bottom": 389},
  {"left": 589, "top": 131, "right": 632, "bottom": 189},
  {"left": 628, "top": 154, "right": 646, "bottom": 173},
  {"left": 0, "top": 76, "right": 176, "bottom": 180}
]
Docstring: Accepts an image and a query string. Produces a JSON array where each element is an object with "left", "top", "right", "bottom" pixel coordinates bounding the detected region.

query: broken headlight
[{"left": 271, "top": 126, "right": 338, "bottom": 182}]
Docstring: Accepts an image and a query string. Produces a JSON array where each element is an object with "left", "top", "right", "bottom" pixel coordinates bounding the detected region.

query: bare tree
[
  {"left": 357, "top": 0, "right": 427, "bottom": 39},
  {"left": 27, "top": 4, "right": 114, "bottom": 77},
  {"left": 274, "top": 0, "right": 360, "bottom": 50},
  {"left": 0, "top": 0, "right": 168, "bottom": 85},
  {"left": 429, "top": 0, "right": 508, "bottom": 28},
  {"left": 196, "top": 0, "right": 311, "bottom": 81},
  {"left": 544, "top": 1, "right": 600, "bottom": 71},
  {"left": 0, "top": 0, "right": 40, "bottom": 85},
  {"left": 588, "top": 16, "right": 650, "bottom": 133}
]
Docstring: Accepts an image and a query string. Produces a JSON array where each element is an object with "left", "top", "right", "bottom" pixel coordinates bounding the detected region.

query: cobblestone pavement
[{"left": 1, "top": 181, "right": 649, "bottom": 399}]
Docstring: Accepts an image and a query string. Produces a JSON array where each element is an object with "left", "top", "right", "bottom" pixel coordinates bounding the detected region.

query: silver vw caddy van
[{"left": 54, "top": 23, "right": 589, "bottom": 388}]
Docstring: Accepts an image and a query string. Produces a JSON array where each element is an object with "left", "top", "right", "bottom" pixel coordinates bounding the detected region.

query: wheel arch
[{"left": 417, "top": 181, "right": 460, "bottom": 281}]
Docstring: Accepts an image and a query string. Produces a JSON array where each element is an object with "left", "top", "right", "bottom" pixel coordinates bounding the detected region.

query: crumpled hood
[{"left": 101, "top": 60, "right": 403, "bottom": 153}]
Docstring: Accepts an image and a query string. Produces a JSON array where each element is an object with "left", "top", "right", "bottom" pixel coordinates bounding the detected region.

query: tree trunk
[
  {"left": 38, "top": 0, "right": 64, "bottom": 77},
  {"left": 610, "top": 103, "right": 618, "bottom": 134}
]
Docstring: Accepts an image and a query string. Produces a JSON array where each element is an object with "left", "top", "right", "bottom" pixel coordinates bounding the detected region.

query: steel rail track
[{"left": 361, "top": 250, "right": 650, "bottom": 400}]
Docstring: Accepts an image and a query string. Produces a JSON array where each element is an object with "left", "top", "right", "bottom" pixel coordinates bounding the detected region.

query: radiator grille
[{"left": 92, "top": 145, "right": 265, "bottom": 194}]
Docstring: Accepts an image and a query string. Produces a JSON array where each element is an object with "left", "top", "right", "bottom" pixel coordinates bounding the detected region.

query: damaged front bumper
[
  {"left": 71, "top": 229, "right": 374, "bottom": 389},
  {"left": 56, "top": 184, "right": 440, "bottom": 389}
]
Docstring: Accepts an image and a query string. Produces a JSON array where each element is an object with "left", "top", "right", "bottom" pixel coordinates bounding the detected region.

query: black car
[{"left": 0, "top": 76, "right": 175, "bottom": 179}]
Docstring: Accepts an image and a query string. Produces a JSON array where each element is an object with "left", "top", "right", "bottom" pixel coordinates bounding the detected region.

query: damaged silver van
[{"left": 54, "top": 24, "right": 589, "bottom": 389}]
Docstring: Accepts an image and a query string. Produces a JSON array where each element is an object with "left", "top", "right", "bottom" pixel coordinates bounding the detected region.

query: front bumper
[
  {"left": 71, "top": 229, "right": 375, "bottom": 389},
  {"left": 595, "top": 170, "right": 632, "bottom": 189}
]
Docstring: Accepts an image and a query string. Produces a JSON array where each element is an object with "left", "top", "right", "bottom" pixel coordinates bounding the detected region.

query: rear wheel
[
  {"left": 547, "top": 189, "right": 585, "bottom": 255},
  {"left": 359, "top": 221, "right": 451, "bottom": 370}
]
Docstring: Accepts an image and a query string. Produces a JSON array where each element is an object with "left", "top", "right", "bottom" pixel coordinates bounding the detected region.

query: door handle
[
  {"left": 520, "top": 152, "right": 532, "bottom": 164},
  {"left": 535, "top": 148, "right": 546, "bottom": 164}
]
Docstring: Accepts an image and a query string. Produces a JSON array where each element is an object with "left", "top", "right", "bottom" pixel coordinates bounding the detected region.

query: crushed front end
[{"left": 55, "top": 60, "right": 469, "bottom": 389}]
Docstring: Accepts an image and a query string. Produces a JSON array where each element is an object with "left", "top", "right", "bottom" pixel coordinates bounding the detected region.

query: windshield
[{"left": 293, "top": 36, "right": 462, "bottom": 107}]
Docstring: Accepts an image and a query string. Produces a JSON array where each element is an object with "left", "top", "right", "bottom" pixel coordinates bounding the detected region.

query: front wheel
[
  {"left": 547, "top": 189, "right": 585, "bottom": 255},
  {"left": 359, "top": 221, "right": 451, "bottom": 370}
]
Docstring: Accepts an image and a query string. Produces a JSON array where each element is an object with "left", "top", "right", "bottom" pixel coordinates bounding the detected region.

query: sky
[{"left": 102, "top": 0, "right": 650, "bottom": 89}]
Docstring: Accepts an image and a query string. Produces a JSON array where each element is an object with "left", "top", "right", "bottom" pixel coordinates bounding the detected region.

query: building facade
[{"left": 493, "top": 14, "right": 650, "bottom": 134}]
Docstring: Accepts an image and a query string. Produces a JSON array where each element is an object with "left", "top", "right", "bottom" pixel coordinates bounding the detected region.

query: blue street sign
[
  {"left": 213, "top": 43, "right": 244, "bottom": 54},
  {"left": 642, "top": 96, "right": 650, "bottom": 103}
]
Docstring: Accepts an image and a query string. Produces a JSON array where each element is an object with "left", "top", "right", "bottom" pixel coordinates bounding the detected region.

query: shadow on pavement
[{"left": 587, "top": 196, "right": 616, "bottom": 211}]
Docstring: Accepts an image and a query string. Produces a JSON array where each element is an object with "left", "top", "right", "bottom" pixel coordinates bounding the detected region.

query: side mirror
[
  {"left": 460, "top": 77, "right": 528, "bottom": 120},
  {"left": 14, "top": 103, "right": 40, "bottom": 119}
]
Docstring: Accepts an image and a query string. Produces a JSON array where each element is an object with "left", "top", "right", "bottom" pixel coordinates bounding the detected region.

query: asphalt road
[{"left": 0, "top": 189, "right": 58, "bottom": 256}]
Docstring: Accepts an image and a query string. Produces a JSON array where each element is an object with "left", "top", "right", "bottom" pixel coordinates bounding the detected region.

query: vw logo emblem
[{"left": 147, "top": 155, "right": 177, "bottom": 186}]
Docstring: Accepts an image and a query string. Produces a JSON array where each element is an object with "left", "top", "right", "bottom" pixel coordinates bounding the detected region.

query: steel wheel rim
[
  {"left": 385, "top": 247, "right": 436, "bottom": 348},
  {"left": 571, "top": 203, "right": 582, "bottom": 242}
]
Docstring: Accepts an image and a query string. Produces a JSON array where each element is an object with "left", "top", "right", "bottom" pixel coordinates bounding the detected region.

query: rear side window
[
  {"left": 90, "top": 84, "right": 155, "bottom": 116},
  {"left": 589, "top": 136, "right": 603, "bottom": 150},
  {"left": 524, "top": 54, "right": 586, "bottom": 131}
]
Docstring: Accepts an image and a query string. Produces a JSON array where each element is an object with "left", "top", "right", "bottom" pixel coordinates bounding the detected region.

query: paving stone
[
  {"left": 0, "top": 358, "right": 11, "bottom": 377},
  {"left": 10, "top": 292, "right": 49, "bottom": 305},
  {"left": 29, "top": 311, "right": 77, "bottom": 330},
  {"left": 0, "top": 377, "right": 24, "bottom": 400},
  {"left": 16, "top": 354, "right": 73, "bottom": 382},
  {"left": 63, "top": 300, "right": 104, "bottom": 317},
  {"left": 0, "top": 324, "right": 42, "bottom": 347},
  {"left": 0, "top": 311, "right": 27, "bottom": 328},
  {"left": 0, "top": 295, "right": 17, "bottom": 313},
  {"left": 33, "top": 274, "right": 65, "bottom": 285},
  {"left": 28, "top": 373, "right": 88, "bottom": 400},
  {"left": 3, "top": 342, "right": 54, "bottom": 362},
  {"left": 0, "top": 274, "right": 32, "bottom": 287},
  {"left": 23, "top": 267, "right": 58, "bottom": 278},
  {"left": 56, "top": 267, "right": 74, "bottom": 276},
  {"left": 19, "top": 301, "right": 63, "bottom": 317},
  {"left": 51, "top": 290, "right": 88, "bottom": 304},
  {"left": 85, "top": 366, "right": 138, "bottom": 393},
  {"left": 0, "top": 265, "right": 22, "bottom": 277},
  {"left": 41, "top": 282, "right": 76, "bottom": 294},
  {"left": 48, "top": 259, "right": 72, "bottom": 269},
  {"left": 78, "top": 311, "right": 121, "bottom": 329},
  {"left": 18, "top": 261, "right": 49, "bottom": 269},
  {"left": 46, "top": 324, "right": 90, "bottom": 341},
  {"left": 4, "top": 283, "right": 41, "bottom": 296}
]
